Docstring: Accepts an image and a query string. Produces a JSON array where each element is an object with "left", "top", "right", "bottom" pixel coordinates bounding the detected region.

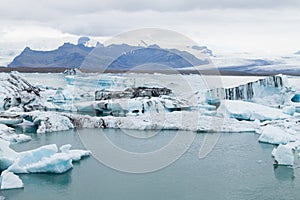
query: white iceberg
[
  {"left": 0, "top": 124, "right": 31, "bottom": 143},
  {"left": 24, "top": 111, "right": 74, "bottom": 133},
  {"left": 21, "top": 153, "right": 73, "bottom": 174},
  {"left": 258, "top": 125, "right": 295, "bottom": 145},
  {"left": 7, "top": 144, "right": 90, "bottom": 174},
  {"left": 0, "top": 139, "right": 18, "bottom": 170},
  {"left": 1, "top": 100, "right": 262, "bottom": 135},
  {"left": 0, "top": 72, "right": 58, "bottom": 112},
  {"left": 0, "top": 140, "right": 90, "bottom": 190},
  {"left": 8, "top": 144, "right": 59, "bottom": 173},
  {"left": 104, "top": 111, "right": 260, "bottom": 133},
  {"left": 0, "top": 170, "right": 23, "bottom": 190},
  {"left": 52, "top": 88, "right": 67, "bottom": 103},
  {"left": 60, "top": 144, "right": 72, "bottom": 153},
  {"left": 272, "top": 144, "right": 295, "bottom": 166},
  {"left": 220, "top": 100, "right": 289, "bottom": 121}
]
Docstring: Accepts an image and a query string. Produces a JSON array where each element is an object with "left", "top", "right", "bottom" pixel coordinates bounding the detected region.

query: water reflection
[
  {"left": 3, "top": 171, "right": 73, "bottom": 200},
  {"left": 273, "top": 165, "right": 295, "bottom": 181},
  {"left": 26, "top": 171, "right": 73, "bottom": 187}
]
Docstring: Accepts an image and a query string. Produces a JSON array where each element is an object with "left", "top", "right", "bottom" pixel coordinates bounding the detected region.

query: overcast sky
[{"left": 0, "top": 0, "right": 300, "bottom": 56}]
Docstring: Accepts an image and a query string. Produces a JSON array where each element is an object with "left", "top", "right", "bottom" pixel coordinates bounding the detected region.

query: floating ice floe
[
  {"left": 258, "top": 125, "right": 295, "bottom": 145},
  {"left": 2, "top": 109, "right": 259, "bottom": 134},
  {"left": 272, "top": 144, "right": 295, "bottom": 166},
  {"left": 2, "top": 143, "right": 90, "bottom": 174},
  {"left": 220, "top": 100, "right": 289, "bottom": 121},
  {"left": 0, "top": 170, "right": 24, "bottom": 190},
  {"left": 104, "top": 111, "right": 260, "bottom": 133},
  {"left": 260, "top": 118, "right": 300, "bottom": 138},
  {"left": 0, "top": 139, "right": 90, "bottom": 190}
]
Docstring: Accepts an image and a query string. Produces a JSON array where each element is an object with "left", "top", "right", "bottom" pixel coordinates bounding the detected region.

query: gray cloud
[
  {"left": 0, "top": 0, "right": 299, "bottom": 22},
  {"left": 0, "top": 0, "right": 299, "bottom": 55},
  {"left": 0, "top": 0, "right": 299, "bottom": 36}
]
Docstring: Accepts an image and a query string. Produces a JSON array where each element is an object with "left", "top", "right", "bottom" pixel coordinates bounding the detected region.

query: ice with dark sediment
[
  {"left": 0, "top": 72, "right": 58, "bottom": 112},
  {"left": 206, "top": 74, "right": 293, "bottom": 107},
  {"left": 0, "top": 124, "right": 31, "bottom": 143}
]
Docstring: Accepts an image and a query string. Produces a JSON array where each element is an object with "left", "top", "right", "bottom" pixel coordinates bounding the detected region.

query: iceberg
[
  {"left": 8, "top": 144, "right": 59, "bottom": 173},
  {"left": 52, "top": 88, "right": 67, "bottom": 103},
  {"left": 0, "top": 170, "right": 23, "bottom": 190},
  {"left": 6, "top": 144, "right": 90, "bottom": 174},
  {"left": 6, "top": 108, "right": 260, "bottom": 134},
  {"left": 22, "top": 153, "right": 73, "bottom": 174},
  {"left": 272, "top": 144, "right": 295, "bottom": 166},
  {"left": 220, "top": 100, "right": 289, "bottom": 121},
  {"left": 0, "top": 72, "right": 62, "bottom": 112},
  {"left": 11, "top": 120, "right": 37, "bottom": 133},
  {"left": 0, "top": 141, "right": 90, "bottom": 189},
  {"left": 0, "top": 124, "right": 31, "bottom": 143},
  {"left": 0, "top": 114, "right": 23, "bottom": 125},
  {"left": 60, "top": 144, "right": 72, "bottom": 153},
  {"left": 94, "top": 94, "right": 190, "bottom": 117},
  {"left": 258, "top": 125, "right": 295, "bottom": 145},
  {"left": 0, "top": 139, "right": 18, "bottom": 170},
  {"left": 23, "top": 111, "right": 74, "bottom": 133},
  {"left": 206, "top": 74, "right": 293, "bottom": 107},
  {"left": 103, "top": 111, "right": 260, "bottom": 133}
]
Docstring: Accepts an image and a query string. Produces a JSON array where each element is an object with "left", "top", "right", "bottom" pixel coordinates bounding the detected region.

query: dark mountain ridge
[{"left": 8, "top": 42, "right": 212, "bottom": 70}]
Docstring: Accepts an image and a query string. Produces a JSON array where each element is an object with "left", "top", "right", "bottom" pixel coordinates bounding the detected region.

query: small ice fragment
[
  {"left": 0, "top": 170, "right": 23, "bottom": 190},
  {"left": 60, "top": 144, "right": 72, "bottom": 153}
]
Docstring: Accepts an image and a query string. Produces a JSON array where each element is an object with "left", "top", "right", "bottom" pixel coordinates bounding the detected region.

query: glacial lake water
[{"left": 1, "top": 129, "right": 300, "bottom": 200}]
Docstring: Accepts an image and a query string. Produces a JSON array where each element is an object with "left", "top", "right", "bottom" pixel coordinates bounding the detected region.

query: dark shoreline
[{"left": 1, "top": 67, "right": 299, "bottom": 76}]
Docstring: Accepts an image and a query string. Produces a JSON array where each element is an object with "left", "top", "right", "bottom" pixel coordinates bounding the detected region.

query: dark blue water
[{"left": 1, "top": 129, "right": 299, "bottom": 200}]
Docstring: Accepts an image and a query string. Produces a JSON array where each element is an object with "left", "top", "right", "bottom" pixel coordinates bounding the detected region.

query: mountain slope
[
  {"left": 8, "top": 43, "right": 93, "bottom": 68},
  {"left": 8, "top": 42, "right": 212, "bottom": 70}
]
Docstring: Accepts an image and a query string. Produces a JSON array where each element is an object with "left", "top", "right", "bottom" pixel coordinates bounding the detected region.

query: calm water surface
[{"left": 1, "top": 129, "right": 299, "bottom": 200}]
